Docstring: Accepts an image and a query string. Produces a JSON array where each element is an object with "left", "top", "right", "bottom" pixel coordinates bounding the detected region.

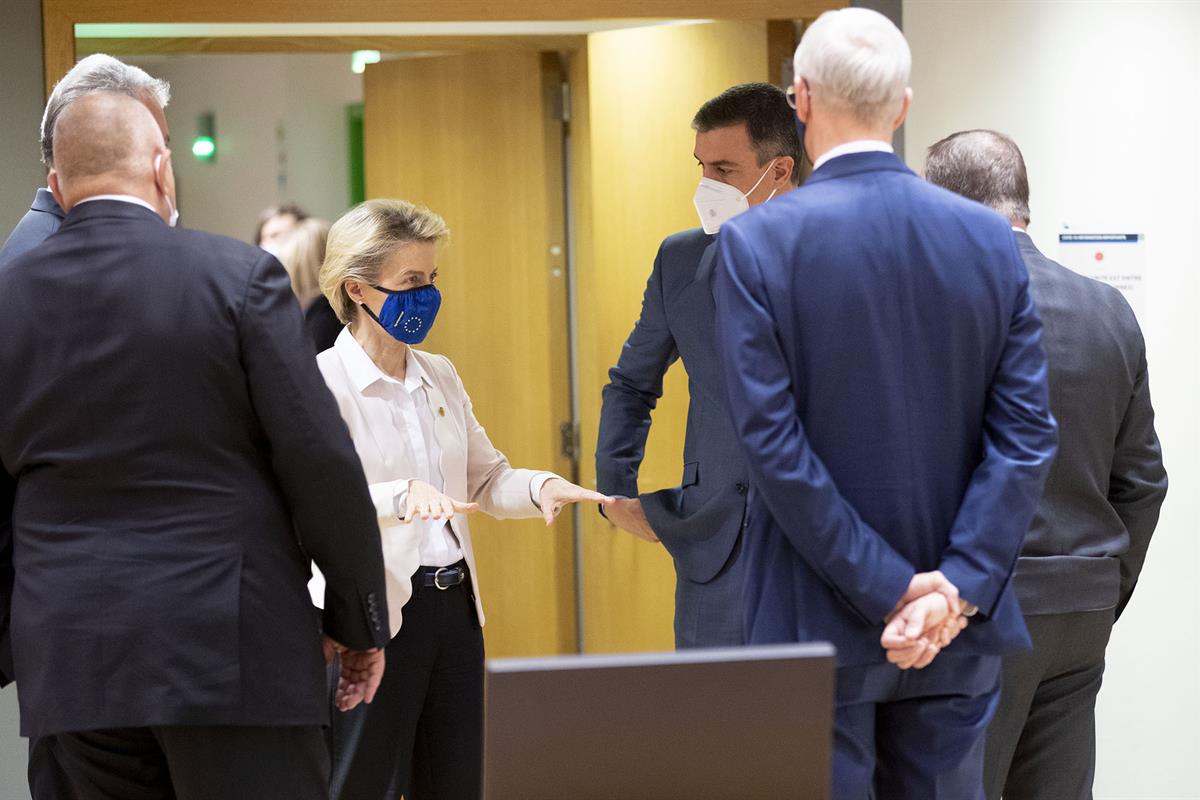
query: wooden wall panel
[{"left": 364, "top": 52, "right": 575, "bottom": 657}]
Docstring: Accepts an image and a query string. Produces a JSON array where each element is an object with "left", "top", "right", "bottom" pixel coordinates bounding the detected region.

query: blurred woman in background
[{"left": 274, "top": 216, "right": 343, "bottom": 352}]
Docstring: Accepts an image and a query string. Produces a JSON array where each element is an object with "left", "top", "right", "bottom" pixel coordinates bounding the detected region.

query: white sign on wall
[{"left": 1057, "top": 231, "right": 1146, "bottom": 320}]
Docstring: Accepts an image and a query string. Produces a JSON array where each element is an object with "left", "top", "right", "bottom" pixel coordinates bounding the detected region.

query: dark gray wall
[
  {"left": 0, "top": 3, "right": 42, "bottom": 791},
  {"left": 1, "top": 0, "right": 47, "bottom": 233}
]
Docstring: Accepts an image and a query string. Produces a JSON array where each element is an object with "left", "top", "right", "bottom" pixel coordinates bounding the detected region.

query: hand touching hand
[
  {"left": 879, "top": 571, "right": 968, "bottom": 670},
  {"left": 323, "top": 636, "right": 386, "bottom": 712},
  {"left": 602, "top": 496, "right": 660, "bottom": 543},
  {"left": 538, "top": 478, "right": 614, "bottom": 525},
  {"left": 402, "top": 480, "right": 480, "bottom": 524}
]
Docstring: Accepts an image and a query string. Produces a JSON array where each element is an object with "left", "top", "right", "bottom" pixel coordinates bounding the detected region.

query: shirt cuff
[
  {"left": 393, "top": 479, "right": 414, "bottom": 521},
  {"left": 529, "top": 472, "right": 560, "bottom": 510}
]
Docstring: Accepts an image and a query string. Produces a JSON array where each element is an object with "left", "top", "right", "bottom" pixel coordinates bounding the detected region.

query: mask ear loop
[{"left": 743, "top": 158, "right": 778, "bottom": 200}]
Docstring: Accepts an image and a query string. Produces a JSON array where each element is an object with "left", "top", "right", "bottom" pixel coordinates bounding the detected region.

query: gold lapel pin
[{"left": 438, "top": 407, "right": 446, "bottom": 417}]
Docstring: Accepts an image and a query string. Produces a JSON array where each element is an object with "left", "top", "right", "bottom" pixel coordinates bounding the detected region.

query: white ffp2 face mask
[{"left": 692, "top": 159, "right": 777, "bottom": 235}]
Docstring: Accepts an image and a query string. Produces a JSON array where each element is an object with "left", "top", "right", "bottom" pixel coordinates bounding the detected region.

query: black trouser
[
  {"left": 983, "top": 608, "right": 1115, "bottom": 800},
  {"left": 51, "top": 724, "right": 329, "bottom": 800},
  {"left": 29, "top": 736, "right": 78, "bottom": 800},
  {"left": 331, "top": 565, "right": 484, "bottom": 800}
]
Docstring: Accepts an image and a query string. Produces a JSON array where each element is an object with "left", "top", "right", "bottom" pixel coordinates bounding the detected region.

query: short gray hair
[
  {"left": 42, "top": 54, "right": 170, "bottom": 167},
  {"left": 793, "top": 8, "right": 910, "bottom": 127},
  {"left": 924, "top": 130, "right": 1031, "bottom": 226}
]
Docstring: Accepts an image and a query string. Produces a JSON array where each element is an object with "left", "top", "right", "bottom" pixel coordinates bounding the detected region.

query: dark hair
[
  {"left": 254, "top": 203, "right": 310, "bottom": 245},
  {"left": 692, "top": 83, "right": 803, "bottom": 186},
  {"left": 924, "top": 130, "right": 1031, "bottom": 225}
]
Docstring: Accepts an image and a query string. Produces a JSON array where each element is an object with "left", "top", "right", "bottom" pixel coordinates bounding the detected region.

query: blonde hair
[
  {"left": 274, "top": 217, "right": 329, "bottom": 306},
  {"left": 321, "top": 199, "right": 450, "bottom": 324}
]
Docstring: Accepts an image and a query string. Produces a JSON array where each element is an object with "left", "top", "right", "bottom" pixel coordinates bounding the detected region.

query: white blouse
[{"left": 309, "top": 328, "right": 556, "bottom": 637}]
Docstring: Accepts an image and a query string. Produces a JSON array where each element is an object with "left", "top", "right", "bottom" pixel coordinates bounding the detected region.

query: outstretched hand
[
  {"left": 538, "top": 478, "right": 614, "bottom": 525},
  {"left": 402, "top": 479, "right": 480, "bottom": 524}
]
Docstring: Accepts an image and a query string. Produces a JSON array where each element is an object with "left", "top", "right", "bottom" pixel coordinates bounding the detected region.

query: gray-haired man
[
  {"left": 0, "top": 53, "right": 171, "bottom": 800},
  {"left": 925, "top": 129, "right": 1168, "bottom": 800},
  {"left": 0, "top": 54, "right": 171, "bottom": 266}
]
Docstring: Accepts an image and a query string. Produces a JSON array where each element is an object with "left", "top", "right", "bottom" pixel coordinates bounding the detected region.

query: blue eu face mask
[{"left": 362, "top": 284, "right": 441, "bottom": 345}]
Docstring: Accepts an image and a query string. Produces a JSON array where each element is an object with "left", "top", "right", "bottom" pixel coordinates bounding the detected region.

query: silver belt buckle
[{"left": 433, "top": 567, "right": 457, "bottom": 591}]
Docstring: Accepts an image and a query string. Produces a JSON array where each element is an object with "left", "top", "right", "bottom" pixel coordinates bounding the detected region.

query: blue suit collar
[
  {"left": 32, "top": 188, "right": 65, "bottom": 219},
  {"left": 804, "top": 150, "right": 914, "bottom": 187}
]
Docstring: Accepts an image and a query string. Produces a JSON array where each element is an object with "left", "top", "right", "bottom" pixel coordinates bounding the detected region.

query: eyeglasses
[{"left": 785, "top": 85, "right": 797, "bottom": 109}]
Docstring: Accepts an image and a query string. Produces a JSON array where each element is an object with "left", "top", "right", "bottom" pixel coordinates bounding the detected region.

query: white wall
[
  {"left": 904, "top": 2, "right": 1200, "bottom": 797},
  {"left": 127, "top": 53, "right": 363, "bottom": 243}
]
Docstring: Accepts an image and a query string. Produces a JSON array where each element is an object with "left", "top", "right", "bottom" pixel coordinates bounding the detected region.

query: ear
[
  {"left": 892, "top": 88, "right": 913, "bottom": 131},
  {"left": 153, "top": 147, "right": 173, "bottom": 192},
  {"left": 47, "top": 170, "right": 69, "bottom": 212},
  {"left": 796, "top": 78, "right": 813, "bottom": 124},
  {"left": 774, "top": 156, "right": 796, "bottom": 186},
  {"left": 344, "top": 280, "right": 367, "bottom": 305}
]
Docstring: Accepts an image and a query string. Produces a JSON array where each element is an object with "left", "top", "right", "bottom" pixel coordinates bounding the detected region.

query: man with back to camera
[
  {"left": 714, "top": 9, "right": 1058, "bottom": 798},
  {"left": 0, "top": 54, "right": 171, "bottom": 268},
  {"left": 0, "top": 91, "right": 389, "bottom": 799},
  {"left": 924, "top": 129, "right": 1168, "bottom": 800},
  {"left": 0, "top": 52, "right": 173, "bottom": 800},
  {"left": 596, "top": 83, "right": 801, "bottom": 648}
]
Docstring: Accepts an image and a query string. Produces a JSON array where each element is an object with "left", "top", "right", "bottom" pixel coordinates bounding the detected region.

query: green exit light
[{"left": 192, "top": 136, "right": 216, "bottom": 160}]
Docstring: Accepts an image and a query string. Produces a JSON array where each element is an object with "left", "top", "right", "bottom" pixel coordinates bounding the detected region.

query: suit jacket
[
  {"left": 1014, "top": 231, "right": 1166, "bottom": 618},
  {"left": 715, "top": 151, "right": 1058, "bottom": 667},
  {"left": 314, "top": 329, "right": 553, "bottom": 637},
  {"left": 0, "top": 189, "right": 65, "bottom": 267},
  {"left": 596, "top": 229, "right": 749, "bottom": 582},
  {"left": 0, "top": 200, "right": 388, "bottom": 737}
]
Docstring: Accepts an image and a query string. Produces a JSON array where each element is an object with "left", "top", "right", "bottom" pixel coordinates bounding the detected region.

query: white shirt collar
[
  {"left": 334, "top": 326, "right": 428, "bottom": 395},
  {"left": 75, "top": 194, "right": 160, "bottom": 215},
  {"left": 812, "top": 140, "right": 895, "bottom": 172}
]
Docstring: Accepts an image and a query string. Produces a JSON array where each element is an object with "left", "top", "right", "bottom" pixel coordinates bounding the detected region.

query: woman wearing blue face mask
[{"left": 311, "top": 199, "right": 613, "bottom": 800}]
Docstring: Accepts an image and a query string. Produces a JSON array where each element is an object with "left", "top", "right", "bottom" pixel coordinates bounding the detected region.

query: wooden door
[{"left": 364, "top": 51, "right": 575, "bottom": 657}]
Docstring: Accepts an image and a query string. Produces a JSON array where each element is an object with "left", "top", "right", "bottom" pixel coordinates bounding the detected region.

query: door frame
[{"left": 43, "top": 0, "right": 843, "bottom": 96}]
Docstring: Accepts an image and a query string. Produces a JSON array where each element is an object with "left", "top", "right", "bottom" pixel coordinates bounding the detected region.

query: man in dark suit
[
  {"left": 0, "top": 90, "right": 389, "bottom": 799},
  {"left": 924, "top": 129, "right": 1168, "bottom": 800},
  {"left": 0, "top": 53, "right": 174, "bottom": 800},
  {"left": 596, "top": 83, "right": 801, "bottom": 648},
  {"left": 0, "top": 54, "right": 171, "bottom": 269},
  {"left": 714, "top": 9, "right": 1058, "bottom": 799}
]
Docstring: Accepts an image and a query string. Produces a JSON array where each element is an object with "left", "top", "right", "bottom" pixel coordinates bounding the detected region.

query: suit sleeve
[
  {"left": 595, "top": 245, "right": 680, "bottom": 499},
  {"left": 0, "top": 467, "right": 13, "bottom": 686},
  {"left": 938, "top": 243, "right": 1058, "bottom": 618},
  {"left": 1109, "top": 333, "right": 1167, "bottom": 619},
  {"left": 714, "top": 224, "right": 915, "bottom": 625},
  {"left": 238, "top": 253, "right": 389, "bottom": 649}
]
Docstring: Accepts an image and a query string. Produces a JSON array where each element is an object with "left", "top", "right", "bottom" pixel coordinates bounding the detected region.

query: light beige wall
[{"left": 904, "top": 2, "right": 1200, "bottom": 796}]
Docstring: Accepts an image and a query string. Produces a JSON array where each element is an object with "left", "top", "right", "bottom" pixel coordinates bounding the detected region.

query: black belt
[{"left": 418, "top": 561, "right": 468, "bottom": 590}]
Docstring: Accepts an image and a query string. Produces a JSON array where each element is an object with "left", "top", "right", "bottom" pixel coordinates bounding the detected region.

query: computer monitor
[{"left": 483, "top": 643, "right": 835, "bottom": 800}]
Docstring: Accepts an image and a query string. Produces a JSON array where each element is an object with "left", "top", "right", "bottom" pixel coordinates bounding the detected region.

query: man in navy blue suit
[
  {"left": 714, "top": 9, "right": 1058, "bottom": 799},
  {"left": 596, "top": 83, "right": 801, "bottom": 648}
]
